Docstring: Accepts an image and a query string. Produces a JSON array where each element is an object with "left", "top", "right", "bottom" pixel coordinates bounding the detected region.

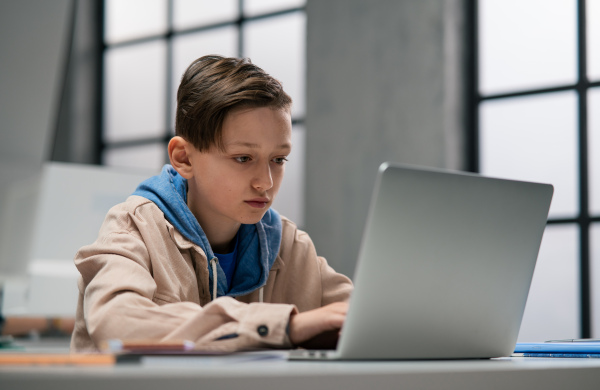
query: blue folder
[{"left": 514, "top": 342, "right": 600, "bottom": 358}]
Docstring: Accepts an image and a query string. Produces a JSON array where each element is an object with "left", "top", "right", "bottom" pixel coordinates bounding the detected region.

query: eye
[
  {"left": 272, "top": 157, "right": 288, "bottom": 165},
  {"left": 234, "top": 156, "right": 251, "bottom": 163}
]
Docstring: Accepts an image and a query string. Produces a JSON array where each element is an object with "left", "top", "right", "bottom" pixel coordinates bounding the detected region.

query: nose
[{"left": 252, "top": 162, "right": 273, "bottom": 191}]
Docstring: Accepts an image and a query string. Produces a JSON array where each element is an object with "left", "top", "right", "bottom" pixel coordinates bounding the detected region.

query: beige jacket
[{"left": 70, "top": 196, "right": 353, "bottom": 352}]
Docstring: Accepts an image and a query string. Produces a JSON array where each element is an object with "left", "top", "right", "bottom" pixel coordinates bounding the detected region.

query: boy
[{"left": 71, "top": 55, "right": 353, "bottom": 352}]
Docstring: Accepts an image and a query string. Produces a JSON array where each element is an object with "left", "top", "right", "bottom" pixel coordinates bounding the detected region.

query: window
[
  {"left": 101, "top": 0, "right": 306, "bottom": 226},
  {"left": 471, "top": 0, "right": 600, "bottom": 340}
]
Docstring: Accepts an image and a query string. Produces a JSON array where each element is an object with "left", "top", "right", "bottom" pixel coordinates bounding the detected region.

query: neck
[
  {"left": 195, "top": 214, "right": 239, "bottom": 254},
  {"left": 209, "top": 227, "right": 238, "bottom": 254},
  {"left": 187, "top": 189, "right": 240, "bottom": 254}
]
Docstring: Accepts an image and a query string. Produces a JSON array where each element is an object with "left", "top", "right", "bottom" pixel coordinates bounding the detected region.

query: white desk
[{"left": 2, "top": 352, "right": 600, "bottom": 390}]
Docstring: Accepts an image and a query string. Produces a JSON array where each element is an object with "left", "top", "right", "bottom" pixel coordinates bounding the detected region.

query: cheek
[
  {"left": 220, "top": 171, "right": 249, "bottom": 194},
  {"left": 217, "top": 177, "right": 240, "bottom": 194},
  {"left": 271, "top": 168, "right": 286, "bottom": 193}
]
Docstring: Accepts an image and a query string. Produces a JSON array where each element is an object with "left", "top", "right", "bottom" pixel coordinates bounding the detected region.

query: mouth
[{"left": 245, "top": 198, "right": 270, "bottom": 209}]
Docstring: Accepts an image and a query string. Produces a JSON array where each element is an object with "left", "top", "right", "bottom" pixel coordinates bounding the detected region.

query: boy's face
[{"left": 184, "top": 106, "right": 292, "bottom": 233}]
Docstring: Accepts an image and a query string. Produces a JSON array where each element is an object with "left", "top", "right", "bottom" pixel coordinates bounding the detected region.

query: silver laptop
[{"left": 290, "top": 162, "right": 553, "bottom": 360}]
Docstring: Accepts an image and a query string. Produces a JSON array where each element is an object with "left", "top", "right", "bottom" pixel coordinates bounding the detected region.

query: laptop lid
[{"left": 334, "top": 162, "right": 553, "bottom": 360}]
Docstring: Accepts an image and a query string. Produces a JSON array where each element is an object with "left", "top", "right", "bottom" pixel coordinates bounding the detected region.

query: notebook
[{"left": 290, "top": 162, "right": 553, "bottom": 360}]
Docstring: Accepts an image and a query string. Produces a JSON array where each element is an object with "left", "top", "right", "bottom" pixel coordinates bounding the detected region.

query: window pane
[
  {"left": 518, "top": 224, "right": 580, "bottom": 342},
  {"left": 104, "top": 0, "right": 168, "bottom": 44},
  {"left": 243, "top": 12, "right": 306, "bottom": 119},
  {"left": 171, "top": 26, "right": 239, "bottom": 132},
  {"left": 104, "top": 41, "right": 167, "bottom": 143},
  {"left": 243, "top": 0, "right": 305, "bottom": 17},
  {"left": 478, "top": 0, "right": 577, "bottom": 95},
  {"left": 272, "top": 125, "right": 305, "bottom": 227},
  {"left": 103, "top": 143, "right": 166, "bottom": 171},
  {"left": 590, "top": 88, "right": 600, "bottom": 215},
  {"left": 592, "top": 223, "right": 600, "bottom": 337},
  {"left": 589, "top": 0, "right": 600, "bottom": 81},
  {"left": 479, "top": 91, "right": 579, "bottom": 218},
  {"left": 173, "top": 0, "right": 238, "bottom": 31}
]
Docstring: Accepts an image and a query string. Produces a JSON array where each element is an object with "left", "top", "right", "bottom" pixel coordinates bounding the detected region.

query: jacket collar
[{"left": 167, "top": 220, "right": 282, "bottom": 270}]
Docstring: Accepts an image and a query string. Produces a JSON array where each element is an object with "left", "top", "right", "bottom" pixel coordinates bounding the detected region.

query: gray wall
[
  {"left": 305, "top": 0, "right": 467, "bottom": 277},
  {"left": 0, "top": 0, "right": 73, "bottom": 280}
]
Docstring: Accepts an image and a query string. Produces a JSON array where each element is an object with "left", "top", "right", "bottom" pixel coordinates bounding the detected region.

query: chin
[{"left": 240, "top": 211, "right": 268, "bottom": 225}]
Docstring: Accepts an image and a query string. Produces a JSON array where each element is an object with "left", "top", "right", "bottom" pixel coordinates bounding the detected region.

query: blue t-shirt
[{"left": 214, "top": 234, "right": 239, "bottom": 291}]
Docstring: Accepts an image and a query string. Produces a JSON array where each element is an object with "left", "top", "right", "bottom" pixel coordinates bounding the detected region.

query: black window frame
[
  {"left": 467, "top": 0, "right": 600, "bottom": 338},
  {"left": 98, "top": 0, "right": 306, "bottom": 167}
]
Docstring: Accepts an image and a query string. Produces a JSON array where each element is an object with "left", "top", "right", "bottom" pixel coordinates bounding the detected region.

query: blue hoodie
[{"left": 132, "top": 165, "right": 282, "bottom": 299}]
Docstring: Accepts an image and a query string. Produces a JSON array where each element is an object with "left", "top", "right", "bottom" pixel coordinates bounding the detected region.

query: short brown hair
[{"left": 175, "top": 55, "right": 292, "bottom": 151}]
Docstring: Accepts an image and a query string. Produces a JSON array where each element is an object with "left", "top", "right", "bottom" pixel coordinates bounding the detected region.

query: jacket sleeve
[
  {"left": 282, "top": 223, "right": 353, "bottom": 308},
  {"left": 317, "top": 256, "right": 354, "bottom": 306},
  {"left": 75, "top": 227, "right": 296, "bottom": 353}
]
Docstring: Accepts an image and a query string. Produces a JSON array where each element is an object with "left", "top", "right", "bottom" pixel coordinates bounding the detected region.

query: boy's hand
[{"left": 288, "top": 302, "right": 348, "bottom": 349}]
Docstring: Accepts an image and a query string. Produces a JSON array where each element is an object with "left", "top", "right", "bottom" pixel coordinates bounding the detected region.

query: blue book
[
  {"left": 514, "top": 342, "right": 600, "bottom": 357},
  {"left": 516, "top": 352, "right": 600, "bottom": 358}
]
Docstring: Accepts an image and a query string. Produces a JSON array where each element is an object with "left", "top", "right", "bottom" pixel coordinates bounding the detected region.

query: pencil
[{"left": 0, "top": 353, "right": 115, "bottom": 366}]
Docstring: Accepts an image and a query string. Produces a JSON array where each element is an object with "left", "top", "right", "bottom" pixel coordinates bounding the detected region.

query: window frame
[
  {"left": 467, "top": 0, "right": 600, "bottom": 338},
  {"left": 99, "top": 0, "right": 306, "bottom": 167}
]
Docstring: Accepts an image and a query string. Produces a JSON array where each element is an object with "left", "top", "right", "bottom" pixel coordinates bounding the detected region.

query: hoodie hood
[{"left": 132, "top": 164, "right": 282, "bottom": 299}]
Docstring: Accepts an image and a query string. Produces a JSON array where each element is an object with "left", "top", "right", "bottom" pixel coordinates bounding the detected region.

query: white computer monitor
[{"left": 23, "top": 162, "right": 156, "bottom": 317}]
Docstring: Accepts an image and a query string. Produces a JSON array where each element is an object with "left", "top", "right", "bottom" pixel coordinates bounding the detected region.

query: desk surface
[{"left": 2, "top": 351, "right": 600, "bottom": 390}]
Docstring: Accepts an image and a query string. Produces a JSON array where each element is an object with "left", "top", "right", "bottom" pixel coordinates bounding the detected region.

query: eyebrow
[{"left": 227, "top": 141, "right": 292, "bottom": 150}]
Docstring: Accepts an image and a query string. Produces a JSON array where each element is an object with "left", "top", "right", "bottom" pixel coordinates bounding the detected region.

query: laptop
[{"left": 290, "top": 162, "right": 553, "bottom": 360}]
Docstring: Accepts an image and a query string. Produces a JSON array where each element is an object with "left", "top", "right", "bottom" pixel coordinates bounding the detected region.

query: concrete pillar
[{"left": 305, "top": 0, "right": 467, "bottom": 277}]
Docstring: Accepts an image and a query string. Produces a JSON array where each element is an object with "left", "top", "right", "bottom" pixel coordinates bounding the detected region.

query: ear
[{"left": 168, "top": 136, "right": 194, "bottom": 179}]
